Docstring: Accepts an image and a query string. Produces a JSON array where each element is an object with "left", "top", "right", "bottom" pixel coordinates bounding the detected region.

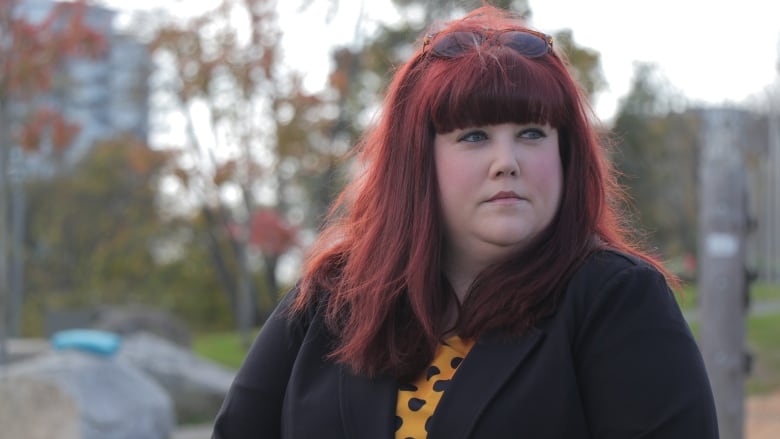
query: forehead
[{"left": 425, "top": 49, "right": 566, "bottom": 135}]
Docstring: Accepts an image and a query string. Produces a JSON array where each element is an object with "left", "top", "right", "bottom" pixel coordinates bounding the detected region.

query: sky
[
  {"left": 107, "top": 0, "right": 780, "bottom": 122},
  {"left": 273, "top": 0, "right": 780, "bottom": 122},
  {"left": 526, "top": 0, "right": 780, "bottom": 120}
]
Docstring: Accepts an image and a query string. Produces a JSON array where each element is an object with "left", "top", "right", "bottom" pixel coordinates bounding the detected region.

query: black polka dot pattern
[
  {"left": 394, "top": 336, "right": 474, "bottom": 439},
  {"left": 408, "top": 397, "right": 426, "bottom": 411},
  {"left": 432, "top": 379, "right": 451, "bottom": 392},
  {"left": 451, "top": 357, "right": 463, "bottom": 369}
]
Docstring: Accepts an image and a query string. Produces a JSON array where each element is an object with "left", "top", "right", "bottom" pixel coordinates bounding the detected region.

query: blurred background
[{"left": 0, "top": 0, "right": 777, "bottom": 438}]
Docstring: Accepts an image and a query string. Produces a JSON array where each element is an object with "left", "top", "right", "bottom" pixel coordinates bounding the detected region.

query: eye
[
  {"left": 457, "top": 130, "right": 488, "bottom": 143},
  {"left": 518, "top": 128, "right": 546, "bottom": 140}
]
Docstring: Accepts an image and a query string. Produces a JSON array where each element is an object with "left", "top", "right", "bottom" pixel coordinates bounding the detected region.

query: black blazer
[{"left": 213, "top": 250, "right": 719, "bottom": 438}]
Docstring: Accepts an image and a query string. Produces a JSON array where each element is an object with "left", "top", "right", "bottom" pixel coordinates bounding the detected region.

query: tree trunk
[
  {"left": 698, "top": 108, "right": 750, "bottom": 439},
  {"left": 201, "top": 206, "right": 238, "bottom": 311},
  {"left": 9, "top": 167, "right": 25, "bottom": 337},
  {"left": 0, "top": 98, "right": 11, "bottom": 364}
]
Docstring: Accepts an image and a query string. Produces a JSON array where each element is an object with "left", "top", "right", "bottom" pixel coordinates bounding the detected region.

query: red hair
[{"left": 293, "top": 5, "right": 672, "bottom": 380}]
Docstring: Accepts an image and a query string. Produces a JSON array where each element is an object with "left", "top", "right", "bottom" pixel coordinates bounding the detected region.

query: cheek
[
  {"left": 531, "top": 154, "right": 563, "bottom": 204},
  {"left": 435, "top": 153, "right": 479, "bottom": 221},
  {"left": 436, "top": 153, "right": 469, "bottom": 193}
]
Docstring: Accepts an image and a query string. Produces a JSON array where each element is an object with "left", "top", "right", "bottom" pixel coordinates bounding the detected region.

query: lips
[{"left": 486, "top": 191, "right": 523, "bottom": 202}]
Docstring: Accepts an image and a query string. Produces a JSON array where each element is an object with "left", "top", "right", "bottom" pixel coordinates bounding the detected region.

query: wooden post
[
  {"left": 767, "top": 102, "right": 780, "bottom": 282},
  {"left": 0, "top": 99, "right": 10, "bottom": 366},
  {"left": 698, "top": 108, "right": 750, "bottom": 439}
]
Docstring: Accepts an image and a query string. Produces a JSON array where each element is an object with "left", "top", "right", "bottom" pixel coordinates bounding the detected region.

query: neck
[{"left": 442, "top": 254, "right": 483, "bottom": 303}]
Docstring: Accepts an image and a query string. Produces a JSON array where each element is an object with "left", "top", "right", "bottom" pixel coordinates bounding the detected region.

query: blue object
[{"left": 51, "top": 329, "right": 122, "bottom": 356}]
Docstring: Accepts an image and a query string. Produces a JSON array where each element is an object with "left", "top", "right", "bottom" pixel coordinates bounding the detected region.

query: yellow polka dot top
[{"left": 395, "top": 336, "right": 475, "bottom": 439}]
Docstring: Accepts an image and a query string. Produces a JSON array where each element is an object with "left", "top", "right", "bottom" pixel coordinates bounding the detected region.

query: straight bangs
[{"left": 427, "top": 49, "right": 568, "bottom": 134}]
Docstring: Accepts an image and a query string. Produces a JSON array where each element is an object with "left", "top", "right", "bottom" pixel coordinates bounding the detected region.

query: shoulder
[
  {"left": 558, "top": 249, "right": 679, "bottom": 326},
  {"left": 556, "top": 252, "right": 717, "bottom": 437},
  {"left": 274, "top": 283, "right": 330, "bottom": 335},
  {"left": 551, "top": 249, "right": 694, "bottom": 366},
  {"left": 564, "top": 249, "right": 668, "bottom": 298},
  {"left": 570, "top": 248, "right": 657, "bottom": 285}
]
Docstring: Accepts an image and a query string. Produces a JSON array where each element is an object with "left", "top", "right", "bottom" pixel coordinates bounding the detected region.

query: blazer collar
[
  {"left": 429, "top": 328, "right": 545, "bottom": 438},
  {"left": 339, "top": 365, "right": 397, "bottom": 439},
  {"left": 338, "top": 327, "right": 545, "bottom": 439}
]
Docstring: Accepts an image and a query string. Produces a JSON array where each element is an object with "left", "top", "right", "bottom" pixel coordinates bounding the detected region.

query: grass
[
  {"left": 746, "top": 312, "right": 780, "bottom": 394},
  {"left": 675, "top": 282, "right": 780, "bottom": 311},
  {"left": 192, "top": 328, "right": 260, "bottom": 370},
  {"left": 752, "top": 283, "right": 780, "bottom": 302}
]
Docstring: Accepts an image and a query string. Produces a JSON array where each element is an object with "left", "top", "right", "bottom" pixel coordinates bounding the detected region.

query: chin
[
  {"left": 482, "top": 233, "right": 533, "bottom": 250},
  {"left": 482, "top": 225, "right": 534, "bottom": 243}
]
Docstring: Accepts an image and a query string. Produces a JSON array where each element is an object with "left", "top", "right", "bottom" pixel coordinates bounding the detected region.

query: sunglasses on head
[{"left": 423, "top": 29, "right": 553, "bottom": 59}]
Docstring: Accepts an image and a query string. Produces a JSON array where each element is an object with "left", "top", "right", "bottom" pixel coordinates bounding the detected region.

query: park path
[
  {"left": 172, "top": 424, "right": 211, "bottom": 439},
  {"left": 746, "top": 389, "right": 780, "bottom": 439}
]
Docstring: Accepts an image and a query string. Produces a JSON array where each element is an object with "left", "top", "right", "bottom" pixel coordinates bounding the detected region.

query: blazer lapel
[
  {"left": 339, "top": 366, "right": 397, "bottom": 439},
  {"left": 429, "top": 327, "right": 545, "bottom": 439}
]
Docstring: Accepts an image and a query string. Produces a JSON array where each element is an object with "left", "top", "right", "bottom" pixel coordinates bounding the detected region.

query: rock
[
  {"left": 118, "top": 332, "right": 236, "bottom": 424},
  {"left": 43, "top": 308, "right": 98, "bottom": 337},
  {"left": 4, "top": 349, "right": 175, "bottom": 439},
  {"left": 6, "top": 337, "right": 50, "bottom": 363},
  {"left": 94, "top": 305, "right": 192, "bottom": 347},
  {"left": 0, "top": 376, "right": 80, "bottom": 439}
]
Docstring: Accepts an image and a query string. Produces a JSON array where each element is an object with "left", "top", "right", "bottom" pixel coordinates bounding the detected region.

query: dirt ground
[{"left": 746, "top": 390, "right": 780, "bottom": 438}]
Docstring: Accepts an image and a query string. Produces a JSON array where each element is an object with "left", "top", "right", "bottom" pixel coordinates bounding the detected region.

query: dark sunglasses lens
[
  {"left": 497, "top": 31, "right": 549, "bottom": 57},
  {"left": 431, "top": 32, "right": 484, "bottom": 58}
]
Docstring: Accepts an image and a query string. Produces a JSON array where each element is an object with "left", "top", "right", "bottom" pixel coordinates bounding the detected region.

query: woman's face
[{"left": 434, "top": 122, "right": 562, "bottom": 268}]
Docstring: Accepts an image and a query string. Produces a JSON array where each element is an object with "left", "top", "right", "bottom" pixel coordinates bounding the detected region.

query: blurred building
[
  {"left": 753, "top": 108, "right": 780, "bottom": 283},
  {"left": 2, "top": 0, "right": 151, "bottom": 337},
  {"left": 10, "top": 0, "right": 151, "bottom": 176},
  {"left": 733, "top": 107, "right": 780, "bottom": 284}
]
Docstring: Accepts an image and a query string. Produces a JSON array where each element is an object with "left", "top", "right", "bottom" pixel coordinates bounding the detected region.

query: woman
[{"left": 213, "top": 5, "right": 718, "bottom": 438}]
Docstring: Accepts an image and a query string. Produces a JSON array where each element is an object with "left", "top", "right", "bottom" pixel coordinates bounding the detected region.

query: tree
[
  {"left": 612, "top": 63, "right": 697, "bottom": 270},
  {"left": 21, "top": 132, "right": 254, "bottom": 333},
  {"left": 0, "top": 0, "right": 105, "bottom": 361},
  {"left": 551, "top": 29, "right": 606, "bottom": 100},
  {"left": 147, "top": 0, "right": 340, "bottom": 343},
  {"left": 23, "top": 136, "right": 174, "bottom": 324}
]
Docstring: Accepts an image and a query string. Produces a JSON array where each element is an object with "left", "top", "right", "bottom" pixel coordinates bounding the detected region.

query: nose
[{"left": 490, "top": 138, "right": 519, "bottom": 178}]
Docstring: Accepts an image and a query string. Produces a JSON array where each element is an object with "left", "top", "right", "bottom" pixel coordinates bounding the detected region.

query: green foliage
[
  {"left": 23, "top": 137, "right": 159, "bottom": 330},
  {"left": 20, "top": 136, "right": 261, "bottom": 335},
  {"left": 553, "top": 29, "right": 606, "bottom": 100},
  {"left": 612, "top": 63, "right": 698, "bottom": 260},
  {"left": 25, "top": 136, "right": 171, "bottom": 301}
]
